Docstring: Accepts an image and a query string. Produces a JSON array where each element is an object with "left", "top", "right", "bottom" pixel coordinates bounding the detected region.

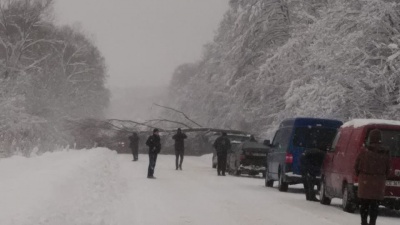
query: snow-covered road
[{"left": 1, "top": 149, "right": 399, "bottom": 225}]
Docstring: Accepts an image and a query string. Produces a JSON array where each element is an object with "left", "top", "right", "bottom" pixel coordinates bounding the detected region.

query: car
[
  {"left": 265, "top": 117, "right": 343, "bottom": 192},
  {"left": 227, "top": 141, "right": 270, "bottom": 177},
  {"left": 320, "top": 119, "right": 400, "bottom": 212},
  {"left": 212, "top": 133, "right": 251, "bottom": 168}
]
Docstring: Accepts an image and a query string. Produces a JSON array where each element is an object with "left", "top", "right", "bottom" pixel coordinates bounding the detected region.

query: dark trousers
[
  {"left": 217, "top": 153, "right": 227, "bottom": 175},
  {"left": 360, "top": 199, "right": 379, "bottom": 225},
  {"left": 175, "top": 150, "right": 184, "bottom": 169},
  {"left": 302, "top": 172, "right": 317, "bottom": 200},
  {"left": 131, "top": 147, "right": 138, "bottom": 160},
  {"left": 147, "top": 152, "right": 158, "bottom": 177}
]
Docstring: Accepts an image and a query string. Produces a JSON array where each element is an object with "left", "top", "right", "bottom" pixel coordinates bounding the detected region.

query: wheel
[
  {"left": 342, "top": 184, "right": 357, "bottom": 213},
  {"left": 278, "top": 168, "right": 288, "bottom": 192},
  {"left": 262, "top": 172, "right": 266, "bottom": 178},
  {"left": 319, "top": 178, "right": 331, "bottom": 205},
  {"left": 212, "top": 163, "right": 217, "bottom": 169}
]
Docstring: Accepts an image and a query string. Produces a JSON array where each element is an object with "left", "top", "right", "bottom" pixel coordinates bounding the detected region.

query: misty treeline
[
  {"left": 166, "top": 0, "right": 400, "bottom": 138},
  {"left": 0, "top": 0, "right": 109, "bottom": 157}
]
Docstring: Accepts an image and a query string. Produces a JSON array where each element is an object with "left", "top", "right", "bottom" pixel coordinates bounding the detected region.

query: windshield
[{"left": 293, "top": 127, "right": 338, "bottom": 150}]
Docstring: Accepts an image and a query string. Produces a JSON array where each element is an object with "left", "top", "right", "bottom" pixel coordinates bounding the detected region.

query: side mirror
[{"left": 263, "top": 140, "right": 271, "bottom": 146}]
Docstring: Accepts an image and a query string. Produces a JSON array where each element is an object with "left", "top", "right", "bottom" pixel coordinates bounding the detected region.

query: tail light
[{"left": 285, "top": 153, "right": 293, "bottom": 164}]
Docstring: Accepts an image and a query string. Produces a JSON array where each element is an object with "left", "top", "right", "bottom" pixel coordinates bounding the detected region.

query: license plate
[
  {"left": 251, "top": 153, "right": 266, "bottom": 157},
  {"left": 386, "top": 180, "right": 400, "bottom": 187}
]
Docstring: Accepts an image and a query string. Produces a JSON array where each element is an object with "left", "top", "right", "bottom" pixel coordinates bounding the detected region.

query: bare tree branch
[{"left": 153, "top": 103, "right": 203, "bottom": 128}]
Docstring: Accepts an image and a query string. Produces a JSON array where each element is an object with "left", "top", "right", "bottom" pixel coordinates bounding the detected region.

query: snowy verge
[{"left": 0, "top": 148, "right": 123, "bottom": 225}]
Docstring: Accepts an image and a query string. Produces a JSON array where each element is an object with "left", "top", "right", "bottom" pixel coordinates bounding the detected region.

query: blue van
[{"left": 265, "top": 118, "right": 343, "bottom": 192}]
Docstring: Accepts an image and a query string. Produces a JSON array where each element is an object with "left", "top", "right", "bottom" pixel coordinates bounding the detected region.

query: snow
[
  {"left": 342, "top": 119, "right": 400, "bottom": 128},
  {"left": 1, "top": 149, "right": 399, "bottom": 225}
]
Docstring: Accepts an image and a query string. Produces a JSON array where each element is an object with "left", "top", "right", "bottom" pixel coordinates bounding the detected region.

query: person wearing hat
[
  {"left": 213, "top": 132, "right": 231, "bottom": 176},
  {"left": 172, "top": 128, "right": 187, "bottom": 170},
  {"left": 355, "top": 129, "right": 391, "bottom": 225},
  {"left": 146, "top": 129, "right": 162, "bottom": 179}
]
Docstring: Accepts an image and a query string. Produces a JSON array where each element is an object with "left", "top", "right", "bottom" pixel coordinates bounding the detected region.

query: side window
[
  {"left": 272, "top": 130, "right": 282, "bottom": 147},
  {"left": 330, "top": 131, "right": 341, "bottom": 152},
  {"left": 272, "top": 128, "right": 292, "bottom": 152}
]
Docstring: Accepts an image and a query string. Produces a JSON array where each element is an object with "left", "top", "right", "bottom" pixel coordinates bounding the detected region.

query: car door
[
  {"left": 268, "top": 127, "right": 292, "bottom": 180},
  {"left": 330, "top": 128, "right": 353, "bottom": 196},
  {"left": 268, "top": 129, "right": 282, "bottom": 180},
  {"left": 323, "top": 131, "right": 340, "bottom": 194}
]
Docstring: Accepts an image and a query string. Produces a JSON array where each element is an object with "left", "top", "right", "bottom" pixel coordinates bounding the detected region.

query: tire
[
  {"left": 262, "top": 172, "right": 266, "bottom": 178},
  {"left": 342, "top": 184, "right": 357, "bottom": 213},
  {"left": 212, "top": 163, "right": 217, "bottom": 169},
  {"left": 278, "top": 168, "right": 288, "bottom": 192},
  {"left": 319, "top": 178, "right": 331, "bottom": 205}
]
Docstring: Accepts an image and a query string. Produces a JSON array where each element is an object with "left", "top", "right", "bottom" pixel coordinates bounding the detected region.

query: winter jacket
[
  {"left": 146, "top": 134, "right": 161, "bottom": 154},
  {"left": 355, "top": 144, "right": 390, "bottom": 200},
  {"left": 129, "top": 133, "right": 139, "bottom": 148},
  {"left": 300, "top": 148, "right": 326, "bottom": 177},
  {"left": 213, "top": 136, "right": 231, "bottom": 155},
  {"left": 172, "top": 132, "right": 187, "bottom": 152}
]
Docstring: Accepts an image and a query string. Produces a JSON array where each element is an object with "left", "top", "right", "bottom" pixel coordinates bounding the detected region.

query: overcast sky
[{"left": 54, "top": 0, "right": 229, "bottom": 88}]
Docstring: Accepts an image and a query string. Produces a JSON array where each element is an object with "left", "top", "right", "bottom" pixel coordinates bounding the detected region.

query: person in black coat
[
  {"left": 172, "top": 128, "right": 187, "bottom": 170},
  {"left": 213, "top": 132, "right": 231, "bottom": 176},
  {"left": 145, "top": 129, "right": 161, "bottom": 179},
  {"left": 129, "top": 132, "right": 139, "bottom": 161},
  {"left": 300, "top": 147, "right": 326, "bottom": 201}
]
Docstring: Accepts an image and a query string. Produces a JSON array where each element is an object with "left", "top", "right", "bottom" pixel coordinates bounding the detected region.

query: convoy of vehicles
[{"left": 209, "top": 117, "right": 400, "bottom": 213}]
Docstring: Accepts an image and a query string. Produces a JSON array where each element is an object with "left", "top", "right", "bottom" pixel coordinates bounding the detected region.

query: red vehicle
[{"left": 320, "top": 119, "right": 400, "bottom": 212}]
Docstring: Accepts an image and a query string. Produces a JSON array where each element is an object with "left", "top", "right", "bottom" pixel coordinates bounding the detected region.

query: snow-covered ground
[{"left": 1, "top": 149, "right": 399, "bottom": 225}]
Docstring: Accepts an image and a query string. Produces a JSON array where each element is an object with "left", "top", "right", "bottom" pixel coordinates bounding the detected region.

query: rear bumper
[
  {"left": 239, "top": 165, "right": 265, "bottom": 174},
  {"left": 285, "top": 172, "right": 321, "bottom": 184}
]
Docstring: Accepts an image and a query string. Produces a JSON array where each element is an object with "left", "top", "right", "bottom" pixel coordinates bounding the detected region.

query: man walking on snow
[
  {"left": 172, "top": 128, "right": 187, "bottom": 170},
  {"left": 213, "top": 132, "right": 231, "bottom": 176},
  {"left": 129, "top": 132, "right": 139, "bottom": 161},
  {"left": 146, "top": 129, "right": 161, "bottom": 179}
]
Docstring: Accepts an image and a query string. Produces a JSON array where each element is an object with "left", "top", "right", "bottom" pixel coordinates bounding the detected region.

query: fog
[{"left": 54, "top": 0, "right": 228, "bottom": 120}]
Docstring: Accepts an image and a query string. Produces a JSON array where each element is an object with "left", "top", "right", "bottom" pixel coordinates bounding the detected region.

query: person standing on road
[
  {"left": 146, "top": 129, "right": 161, "bottom": 179},
  {"left": 249, "top": 135, "right": 257, "bottom": 142},
  {"left": 213, "top": 132, "right": 231, "bottom": 176},
  {"left": 355, "top": 129, "right": 390, "bottom": 225},
  {"left": 172, "top": 128, "right": 187, "bottom": 170},
  {"left": 129, "top": 132, "right": 139, "bottom": 161},
  {"left": 300, "top": 147, "right": 326, "bottom": 201}
]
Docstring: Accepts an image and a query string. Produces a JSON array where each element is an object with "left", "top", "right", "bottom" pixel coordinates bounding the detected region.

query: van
[
  {"left": 265, "top": 118, "right": 343, "bottom": 192},
  {"left": 320, "top": 119, "right": 400, "bottom": 212}
]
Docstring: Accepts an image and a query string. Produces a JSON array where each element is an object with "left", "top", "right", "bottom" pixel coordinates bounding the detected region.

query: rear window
[
  {"left": 367, "top": 130, "right": 400, "bottom": 157},
  {"left": 293, "top": 127, "right": 338, "bottom": 151}
]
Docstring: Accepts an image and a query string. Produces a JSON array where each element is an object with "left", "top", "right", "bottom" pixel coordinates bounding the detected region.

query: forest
[
  {"left": 166, "top": 0, "right": 400, "bottom": 138},
  {"left": 0, "top": 0, "right": 109, "bottom": 156}
]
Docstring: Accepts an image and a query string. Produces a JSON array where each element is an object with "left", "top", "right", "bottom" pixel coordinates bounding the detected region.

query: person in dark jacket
[
  {"left": 355, "top": 129, "right": 390, "bottom": 225},
  {"left": 300, "top": 147, "right": 326, "bottom": 201},
  {"left": 146, "top": 129, "right": 161, "bottom": 179},
  {"left": 129, "top": 132, "right": 139, "bottom": 161},
  {"left": 213, "top": 132, "right": 231, "bottom": 176},
  {"left": 172, "top": 128, "right": 187, "bottom": 170},
  {"left": 249, "top": 135, "right": 257, "bottom": 142}
]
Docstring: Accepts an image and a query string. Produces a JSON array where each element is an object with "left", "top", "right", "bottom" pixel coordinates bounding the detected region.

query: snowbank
[
  {"left": 342, "top": 119, "right": 400, "bottom": 128},
  {"left": 0, "top": 148, "right": 122, "bottom": 225}
]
